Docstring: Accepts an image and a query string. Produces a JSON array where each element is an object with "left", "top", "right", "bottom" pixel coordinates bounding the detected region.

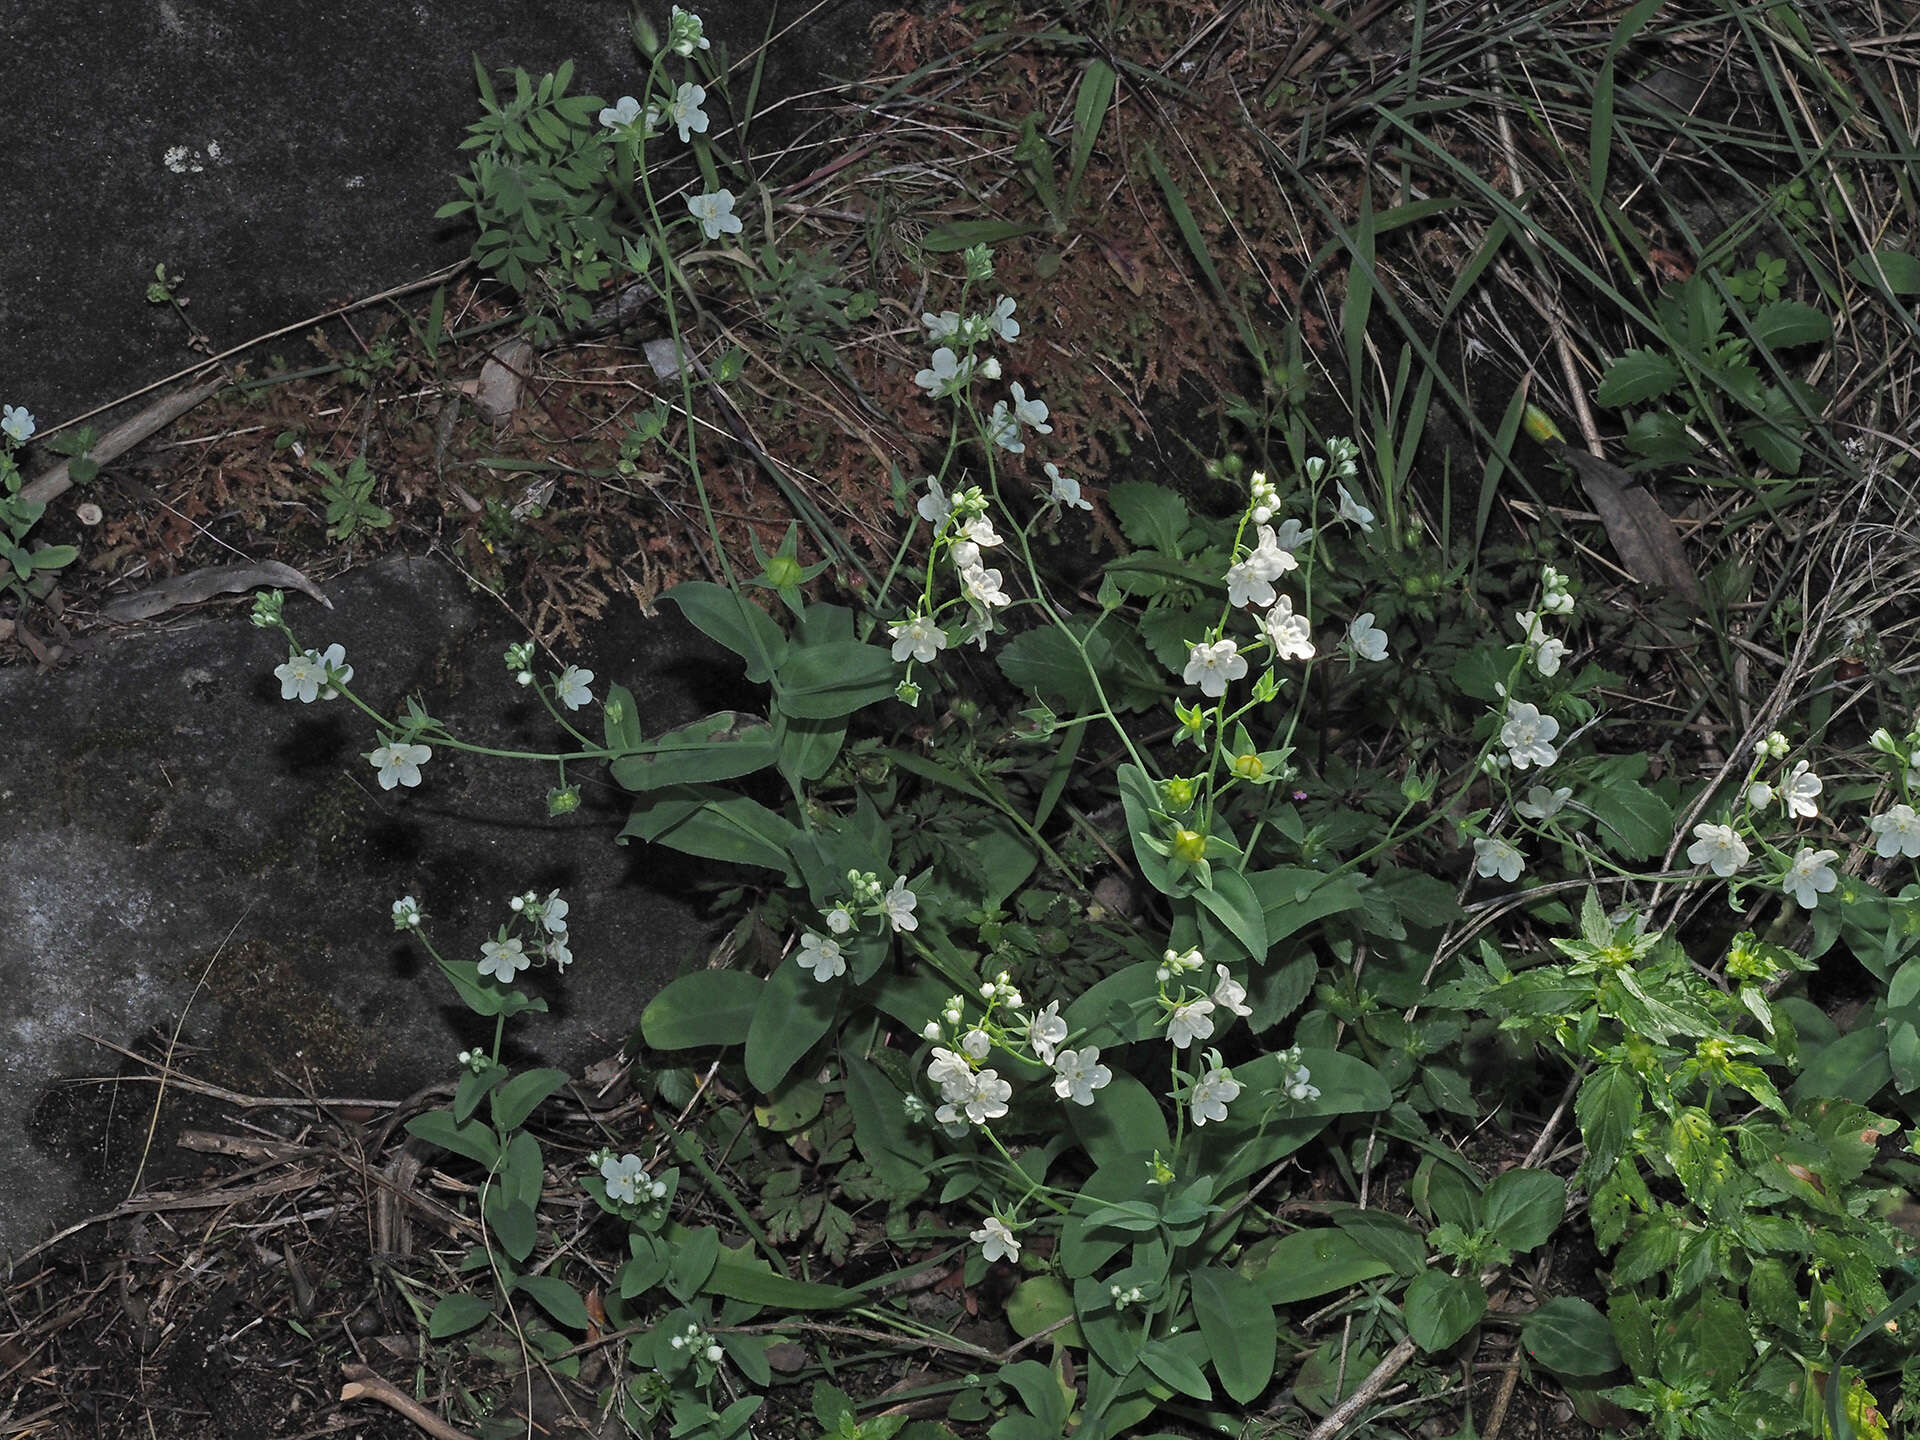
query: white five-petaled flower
[
  {"left": 685, "top": 188, "right": 742, "bottom": 239},
  {"left": 600, "top": 1152, "right": 651, "bottom": 1205},
  {"left": 1166, "top": 999, "right": 1216, "bottom": 1049},
  {"left": 1225, "top": 558, "right": 1277, "bottom": 610},
  {"left": 553, "top": 664, "right": 594, "bottom": 710},
  {"left": 1247, "top": 524, "right": 1300, "bottom": 581},
  {"left": 971, "top": 1215, "right": 1021, "bottom": 1263},
  {"left": 1869, "top": 803, "right": 1920, "bottom": 859},
  {"left": 1052, "top": 1046, "right": 1111, "bottom": 1105},
  {"left": 1183, "top": 638, "right": 1247, "bottom": 698},
  {"left": 666, "top": 82, "right": 709, "bottom": 142},
  {"left": 369, "top": 741, "right": 432, "bottom": 790},
  {"left": 1027, "top": 1001, "right": 1068, "bottom": 1064},
  {"left": 1, "top": 404, "right": 34, "bottom": 443},
  {"left": 479, "top": 935, "right": 529, "bottom": 981},
  {"left": 985, "top": 401, "right": 1025, "bottom": 454},
  {"left": 314, "top": 643, "right": 352, "bottom": 699},
  {"left": 1687, "top": 822, "right": 1750, "bottom": 878},
  {"left": 1499, "top": 701, "right": 1560, "bottom": 770},
  {"left": 545, "top": 936, "right": 573, "bottom": 970},
  {"left": 1515, "top": 785, "right": 1572, "bottom": 821},
  {"left": 1211, "top": 964, "right": 1252, "bottom": 1019},
  {"left": 1336, "top": 483, "right": 1375, "bottom": 532},
  {"left": 1779, "top": 759, "right": 1822, "bottom": 819},
  {"left": 1271, "top": 517, "right": 1313, "bottom": 552},
  {"left": 1472, "top": 835, "right": 1525, "bottom": 884},
  {"left": 1044, "top": 461, "right": 1091, "bottom": 510},
  {"left": 960, "top": 1069, "right": 1012, "bottom": 1123},
  {"left": 987, "top": 295, "right": 1019, "bottom": 342},
  {"left": 916, "top": 475, "right": 951, "bottom": 525},
  {"left": 927, "top": 1047, "right": 972, "bottom": 1096},
  {"left": 1189, "top": 1065, "right": 1240, "bottom": 1126},
  {"left": 1348, "top": 612, "right": 1389, "bottom": 662},
  {"left": 960, "top": 1027, "right": 992, "bottom": 1059},
  {"left": 825, "top": 905, "right": 853, "bottom": 935},
  {"left": 882, "top": 876, "right": 919, "bottom": 932},
  {"left": 922, "top": 310, "right": 961, "bottom": 341},
  {"left": 275, "top": 648, "right": 329, "bottom": 703},
  {"left": 1532, "top": 636, "right": 1568, "bottom": 677},
  {"left": 913, "top": 347, "right": 973, "bottom": 398},
  {"left": 796, "top": 931, "right": 845, "bottom": 981},
  {"left": 1008, "top": 382, "right": 1050, "bottom": 433},
  {"left": 599, "top": 95, "right": 643, "bottom": 131},
  {"left": 1782, "top": 847, "right": 1839, "bottom": 909},
  {"left": 888, "top": 613, "right": 948, "bottom": 664},
  {"left": 959, "top": 563, "right": 1010, "bottom": 611},
  {"left": 542, "top": 891, "right": 569, "bottom": 934},
  {"left": 1262, "top": 596, "right": 1315, "bottom": 662}
]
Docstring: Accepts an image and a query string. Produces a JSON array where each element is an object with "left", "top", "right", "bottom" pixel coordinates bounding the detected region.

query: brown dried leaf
[{"left": 1551, "top": 444, "right": 1705, "bottom": 606}]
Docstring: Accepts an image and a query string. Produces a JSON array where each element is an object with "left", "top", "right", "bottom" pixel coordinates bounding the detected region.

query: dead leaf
[
  {"left": 1549, "top": 443, "right": 1705, "bottom": 606},
  {"left": 1095, "top": 235, "right": 1147, "bottom": 296},
  {"left": 469, "top": 338, "right": 534, "bottom": 425},
  {"left": 99, "top": 560, "right": 332, "bottom": 623}
]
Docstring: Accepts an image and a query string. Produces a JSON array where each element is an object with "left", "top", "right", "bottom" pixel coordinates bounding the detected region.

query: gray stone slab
[
  {"left": 0, "top": 558, "right": 735, "bottom": 1254},
  {"left": 0, "top": 0, "right": 879, "bottom": 424}
]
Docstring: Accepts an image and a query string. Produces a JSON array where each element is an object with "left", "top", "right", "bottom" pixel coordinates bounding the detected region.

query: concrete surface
[
  {"left": 0, "top": 556, "right": 744, "bottom": 1254},
  {"left": 0, "top": 0, "right": 882, "bottom": 426}
]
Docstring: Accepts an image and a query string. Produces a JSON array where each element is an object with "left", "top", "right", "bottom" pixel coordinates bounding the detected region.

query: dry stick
[{"left": 339, "top": 1363, "right": 480, "bottom": 1440}]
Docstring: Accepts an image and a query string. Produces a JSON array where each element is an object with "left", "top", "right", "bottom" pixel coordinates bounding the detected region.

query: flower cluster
[
  {"left": 591, "top": 1149, "right": 669, "bottom": 1208},
  {"left": 665, "top": 1319, "right": 726, "bottom": 1367},
  {"left": 1511, "top": 566, "right": 1577, "bottom": 678},
  {"left": 919, "top": 971, "right": 1112, "bottom": 1135},
  {"left": 1156, "top": 950, "right": 1253, "bottom": 1053},
  {"left": 504, "top": 642, "right": 597, "bottom": 712},
  {"left": 899, "top": 479, "right": 1013, "bottom": 670},
  {"left": 274, "top": 642, "right": 352, "bottom": 704},
  {"left": 478, "top": 889, "right": 575, "bottom": 979},
  {"left": 793, "top": 870, "right": 919, "bottom": 981}
]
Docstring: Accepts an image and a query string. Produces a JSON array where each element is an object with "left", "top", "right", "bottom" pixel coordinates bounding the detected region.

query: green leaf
[
  {"left": 484, "top": 1193, "right": 537, "bottom": 1263},
  {"left": 1748, "top": 298, "right": 1831, "bottom": 350},
  {"left": 698, "top": 1240, "right": 862, "bottom": 1309},
  {"left": 428, "top": 1291, "right": 494, "bottom": 1338},
  {"left": 667, "top": 1225, "right": 721, "bottom": 1300},
  {"left": 1845, "top": 249, "right": 1920, "bottom": 295},
  {"left": 642, "top": 970, "right": 765, "bottom": 1050},
  {"left": 1006, "top": 1275, "right": 1080, "bottom": 1342},
  {"left": 997, "top": 621, "right": 1109, "bottom": 714},
  {"left": 1116, "top": 763, "right": 1176, "bottom": 897},
  {"left": 744, "top": 953, "right": 841, "bottom": 1094},
  {"left": 436, "top": 957, "right": 507, "bottom": 1017},
  {"left": 1066, "top": 1069, "right": 1171, "bottom": 1170},
  {"left": 1481, "top": 1168, "right": 1566, "bottom": 1252},
  {"left": 515, "top": 1272, "right": 588, "bottom": 1329},
  {"left": 1403, "top": 1270, "right": 1487, "bottom": 1351},
  {"left": 1196, "top": 866, "right": 1269, "bottom": 962},
  {"left": 920, "top": 219, "right": 1043, "bottom": 252},
  {"left": 406, "top": 1111, "right": 501, "bottom": 1168},
  {"left": 775, "top": 640, "right": 899, "bottom": 719},
  {"left": 608, "top": 711, "right": 778, "bottom": 792},
  {"left": 618, "top": 785, "right": 799, "bottom": 878},
  {"left": 1106, "top": 481, "right": 1189, "bottom": 552},
  {"left": 1583, "top": 778, "right": 1672, "bottom": 861},
  {"left": 602, "top": 682, "right": 643, "bottom": 752},
  {"left": 1189, "top": 1267, "right": 1275, "bottom": 1402},
  {"left": 1139, "top": 1337, "right": 1211, "bottom": 1400},
  {"left": 1240, "top": 1228, "right": 1393, "bottom": 1304},
  {"left": 1595, "top": 348, "right": 1683, "bottom": 407},
  {"left": 1246, "top": 866, "right": 1367, "bottom": 942},
  {"left": 665, "top": 581, "right": 786, "bottom": 683},
  {"left": 841, "top": 1053, "right": 932, "bottom": 1199},
  {"left": 1522, "top": 1297, "right": 1621, "bottom": 1377},
  {"left": 1066, "top": 60, "right": 1116, "bottom": 208},
  {"left": 1575, "top": 1064, "right": 1642, "bottom": 1179},
  {"left": 490, "top": 1067, "right": 568, "bottom": 1132},
  {"left": 27, "top": 544, "right": 77, "bottom": 572}
]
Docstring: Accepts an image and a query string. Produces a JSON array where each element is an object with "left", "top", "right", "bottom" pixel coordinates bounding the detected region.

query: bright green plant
[
  {"left": 0, "top": 405, "right": 78, "bottom": 605},
  {"left": 311, "top": 455, "right": 393, "bottom": 541}
]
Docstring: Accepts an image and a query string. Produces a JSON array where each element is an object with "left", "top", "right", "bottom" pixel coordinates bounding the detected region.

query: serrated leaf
[
  {"left": 1596, "top": 348, "right": 1683, "bottom": 406},
  {"left": 997, "top": 622, "right": 1107, "bottom": 713},
  {"left": 1748, "top": 298, "right": 1831, "bottom": 350},
  {"left": 1481, "top": 1168, "right": 1566, "bottom": 1252},
  {"left": 1846, "top": 249, "right": 1920, "bottom": 295},
  {"left": 1575, "top": 1065, "right": 1641, "bottom": 1179},
  {"left": 1106, "top": 480, "right": 1189, "bottom": 552},
  {"left": 1404, "top": 1269, "right": 1487, "bottom": 1351}
]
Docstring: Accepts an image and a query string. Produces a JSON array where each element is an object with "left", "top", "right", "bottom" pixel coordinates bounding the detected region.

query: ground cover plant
[{"left": 9, "top": 0, "right": 1920, "bottom": 1437}]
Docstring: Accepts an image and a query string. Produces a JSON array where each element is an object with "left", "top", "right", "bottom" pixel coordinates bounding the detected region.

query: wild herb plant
[{"left": 0, "top": 405, "right": 79, "bottom": 605}]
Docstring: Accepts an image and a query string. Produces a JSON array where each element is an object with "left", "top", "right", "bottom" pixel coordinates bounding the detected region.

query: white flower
[
  {"left": 1271, "top": 518, "right": 1313, "bottom": 552},
  {"left": 1, "top": 405, "right": 35, "bottom": 443},
  {"left": 1779, "top": 759, "right": 1822, "bottom": 820},
  {"left": 275, "top": 648, "right": 329, "bottom": 703},
  {"left": 1687, "top": 822, "right": 1750, "bottom": 878},
  {"left": 1541, "top": 589, "right": 1575, "bottom": 616},
  {"left": 1247, "top": 524, "right": 1300, "bottom": 581},
  {"left": 978, "top": 356, "right": 1002, "bottom": 380},
  {"left": 922, "top": 310, "right": 961, "bottom": 342},
  {"left": 825, "top": 905, "right": 853, "bottom": 935},
  {"left": 391, "top": 896, "right": 423, "bottom": 929},
  {"left": 667, "top": 5, "right": 711, "bottom": 54},
  {"left": 666, "top": 82, "right": 709, "bottom": 142},
  {"left": 913, "top": 347, "right": 973, "bottom": 398},
  {"left": 1052, "top": 1047, "right": 1111, "bottom": 1105},
  {"left": 888, "top": 614, "right": 948, "bottom": 664},
  {"left": 986, "top": 295, "right": 1019, "bottom": 342},
  {"left": 1184, "top": 638, "right": 1247, "bottom": 698},
  {"left": 1162, "top": 946, "right": 1204, "bottom": 974},
  {"left": 704, "top": 1343, "right": 725, "bottom": 1364},
  {"left": 959, "top": 1028, "right": 992, "bottom": 1061},
  {"left": 545, "top": 936, "right": 573, "bottom": 970},
  {"left": 542, "top": 891, "right": 569, "bottom": 934},
  {"left": 1027, "top": 1001, "right": 1068, "bottom": 1063},
  {"left": 796, "top": 931, "right": 845, "bottom": 981},
  {"left": 927, "top": 1047, "right": 972, "bottom": 1097},
  {"left": 1336, "top": 483, "right": 1375, "bottom": 532},
  {"left": 1009, "top": 382, "right": 1051, "bottom": 433},
  {"left": 554, "top": 664, "right": 594, "bottom": 710},
  {"left": 1166, "top": 999, "right": 1216, "bottom": 1049},
  {"left": 315, "top": 643, "right": 352, "bottom": 699},
  {"left": 369, "top": 741, "right": 432, "bottom": 790},
  {"left": 1499, "top": 701, "right": 1560, "bottom": 770},
  {"left": 1262, "top": 596, "right": 1315, "bottom": 662},
  {"left": 599, "top": 95, "right": 643, "bottom": 131},
  {"left": 1225, "top": 559, "right": 1276, "bottom": 610},
  {"left": 1515, "top": 785, "right": 1572, "bottom": 821},
  {"left": 916, "top": 476, "right": 951, "bottom": 525},
  {"left": 961, "top": 1069, "right": 1012, "bottom": 1123},
  {"left": 1348, "top": 613, "right": 1389, "bottom": 662},
  {"left": 1211, "top": 965, "right": 1252, "bottom": 1018},
  {"left": 479, "top": 935, "right": 529, "bottom": 981},
  {"left": 685, "top": 188, "right": 742, "bottom": 239},
  {"left": 985, "top": 401, "right": 1025, "bottom": 453},
  {"left": 1189, "top": 1066, "right": 1241, "bottom": 1126},
  {"left": 959, "top": 563, "right": 1010, "bottom": 611},
  {"left": 1515, "top": 609, "right": 1549, "bottom": 645},
  {"left": 971, "top": 1215, "right": 1020, "bottom": 1263},
  {"left": 600, "top": 1152, "right": 651, "bottom": 1205},
  {"left": 882, "top": 876, "right": 919, "bottom": 932},
  {"left": 1472, "top": 835, "right": 1525, "bottom": 883},
  {"left": 1044, "top": 462, "right": 1091, "bottom": 510},
  {"left": 1746, "top": 781, "right": 1775, "bottom": 809},
  {"left": 1532, "top": 637, "right": 1567, "bottom": 677},
  {"left": 1869, "top": 803, "right": 1920, "bottom": 859},
  {"left": 1781, "top": 848, "right": 1839, "bottom": 909}
]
